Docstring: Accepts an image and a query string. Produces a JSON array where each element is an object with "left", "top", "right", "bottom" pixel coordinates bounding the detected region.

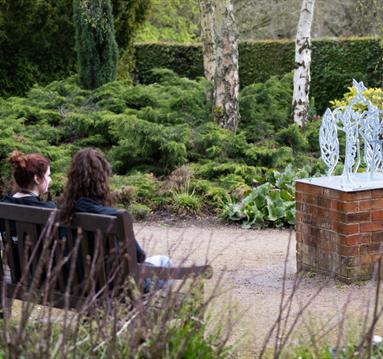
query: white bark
[
  {"left": 292, "top": 0, "right": 316, "bottom": 127},
  {"left": 199, "top": 0, "right": 216, "bottom": 82},
  {"left": 213, "top": 0, "right": 240, "bottom": 132}
]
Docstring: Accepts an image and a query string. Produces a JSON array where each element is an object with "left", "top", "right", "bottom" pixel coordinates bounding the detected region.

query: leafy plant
[
  {"left": 330, "top": 85, "right": 383, "bottom": 111},
  {"left": 221, "top": 165, "right": 310, "bottom": 228}
]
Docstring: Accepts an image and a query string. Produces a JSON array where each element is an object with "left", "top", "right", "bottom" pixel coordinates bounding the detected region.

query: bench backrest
[{"left": 0, "top": 202, "right": 138, "bottom": 309}]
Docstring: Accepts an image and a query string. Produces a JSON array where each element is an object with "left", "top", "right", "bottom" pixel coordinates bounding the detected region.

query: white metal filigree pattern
[
  {"left": 319, "top": 109, "right": 339, "bottom": 176},
  {"left": 319, "top": 80, "right": 383, "bottom": 183}
]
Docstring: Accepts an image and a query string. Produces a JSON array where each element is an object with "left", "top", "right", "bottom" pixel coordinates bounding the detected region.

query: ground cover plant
[{"left": 0, "top": 69, "right": 326, "bottom": 227}]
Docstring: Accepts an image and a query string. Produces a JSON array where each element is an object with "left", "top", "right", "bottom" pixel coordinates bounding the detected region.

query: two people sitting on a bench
[{"left": 1, "top": 148, "right": 171, "bottom": 290}]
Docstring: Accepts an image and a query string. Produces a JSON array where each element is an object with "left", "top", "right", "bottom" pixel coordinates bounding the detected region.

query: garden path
[{"left": 136, "top": 221, "right": 383, "bottom": 358}]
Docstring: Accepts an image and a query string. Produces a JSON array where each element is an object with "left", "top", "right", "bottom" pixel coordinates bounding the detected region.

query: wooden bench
[{"left": 0, "top": 202, "right": 212, "bottom": 315}]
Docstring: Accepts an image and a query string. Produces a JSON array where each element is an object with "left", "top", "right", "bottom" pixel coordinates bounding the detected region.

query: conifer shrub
[
  {"left": 73, "top": 0, "right": 118, "bottom": 89},
  {"left": 190, "top": 123, "right": 248, "bottom": 161},
  {"left": 0, "top": 72, "right": 323, "bottom": 224},
  {"left": 304, "top": 118, "right": 321, "bottom": 153},
  {"left": 239, "top": 73, "right": 293, "bottom": 142},
  {"left": 276, "top": 124, "right": 309, "bottom": 152},
  {"left": 245, "top": 145, "right": 293, "bottom": 168},
  {"left": 110, "top": 116, "right": 190, "bottom": 174}
]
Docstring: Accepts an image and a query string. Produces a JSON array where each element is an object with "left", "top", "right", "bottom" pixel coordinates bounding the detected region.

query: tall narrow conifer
[{"left": 73, "top": 0, "right": 118, "bottom": 89}]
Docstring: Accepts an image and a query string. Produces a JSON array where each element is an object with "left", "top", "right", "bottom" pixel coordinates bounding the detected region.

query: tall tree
[
  {"left": 198, "top": 0, "right": 216, "bottom": 82},
  {"left": 291, "top": 0, "right": 315, "bottom": 127},
  {"left": 212, "top": 0, "right": 240, "bottom": 132},
  {"left": 73, "top": 0, "right": 118, "bottom": 89},
  {"left": 112, "top": 0, "right": 150, "bottom": 79}
]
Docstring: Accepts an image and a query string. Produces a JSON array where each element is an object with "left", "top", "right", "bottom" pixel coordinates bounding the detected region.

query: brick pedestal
[{"left": 296, "top": 180, "right": 383, "bottom": 283}]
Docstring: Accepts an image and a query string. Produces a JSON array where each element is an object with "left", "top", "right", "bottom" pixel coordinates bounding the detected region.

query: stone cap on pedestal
[{"left": 297, "top": 173, "right": 383, "bottom": 192}]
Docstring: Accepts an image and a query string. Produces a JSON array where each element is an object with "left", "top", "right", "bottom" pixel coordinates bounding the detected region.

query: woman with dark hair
[
  {"left": 61, "top": 148, "right": 156, "bottom": 265},
  {"left": 2, "top": 150, "right": 55, "bottom": 208}
]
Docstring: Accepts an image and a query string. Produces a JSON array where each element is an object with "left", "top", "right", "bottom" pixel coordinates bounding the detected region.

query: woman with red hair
[{"left": 2, "top": 150, "right": 55, "bottom": 208}]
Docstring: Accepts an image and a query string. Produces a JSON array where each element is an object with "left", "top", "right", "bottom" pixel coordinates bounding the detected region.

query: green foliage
[
  {"left": 0, "top": 0, "right": 75, "bottom": 97},
  {"left": 110, "top": 115, "right": 190, "bottom": 174},
  {"left": 331, "top": 85, "right": 383, "bottom": 111},
  {"left": 135, "top": 0, "right": 200, "bottom": 43},
  {"left": 221, "top": 165, "right": 311, "bottom": 228},
  {"left": 171, "top": 191, "right": 202, "bottom": 215},
  {"left": 111, "top": 0, "right": 150, "bottom": 50},
  {"left": 239, "top": 73, "right": 293, "bottom": 142},
  {"left": 111, "top": 0, "right": 150, "bottom": 79},
  {"left": 134, "top": 43, "right": 203, "bottom": 84},
  {"left": 112, "top": 173, "right": 158, "bottom": 205},
  {"left": 190, "top": 123, "right": 248, "bottom": 161},
  {"left": 245, "top": 145, "right": 293, "bottom": 168},
  {"left": 135, "top": 38, "right": 383, "bottom": 113},
  {"left": 192, "top": 162, "right": 262, "bottom": 184},
  {"left": 276, "top": 124, "right": 309, "bottom": 152},
  {"left": 128, "top": 203, "right": 152, "bottom": 220},
  {"left": 73, "top": 0, "right": 118, "bottom": 89},
  {"left": 0, "top": 73, "right": 322, "bottom": 227}
]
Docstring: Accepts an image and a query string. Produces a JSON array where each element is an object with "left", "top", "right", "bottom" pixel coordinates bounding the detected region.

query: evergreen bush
[
  {"left": 0, "top": 73, "right": 326, "bottom": 226},
  {"left": 73, "top": 0, "right": 118, "bottom": 89}
]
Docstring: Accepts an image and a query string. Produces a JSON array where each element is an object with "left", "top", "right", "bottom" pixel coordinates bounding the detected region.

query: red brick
[
  {"left": 343, "top": 212, "right": 371, "bottom": 223},
  {"left": 359, "top": 254, "right": 374, "bottom": 265},
  {"left": 295, "top": 223, "right": 303, "bottom": 233},
  {"left": 359, "top": 242, "right": 383, "bottom": 255},
  {"left": 340, "top": 190, "right": 372, "bottom": 201},
  {"left": 360, "top": 199, "right": 383, "bottom": 211},
  {"left": 296, "top": 232, "right": 302, "bottom": 242},
  {"left": 296, "top": 211, "right": 302, "bottom": 223},
  {"left": 339, "top": 245, "right": 359, "bottom": 256},
  {"left": 360, "top": 222, "right": 383, "bottom": 232},
  {"left": 295, "top": 192, "right": 303, "bottom": 202},
  {"left": 337, "top": 223, "right": 360, "bottom": 235},
  {"left": 319, "top": 238, "right": 337, "bottom": 252},
  {"left": 339, "top": 201, "right": 360, "bottom": 212},
  {"left": 317, "top": 197, "right": 332, "bottom": 208},
  {"left": 296, "top": 182, "right": 321, "bottom": 195},
  {"left": 372, "top": 232, "right": 383, "bottom": 242},
  {"left": 372, "top": 211, "right": 383, "bottom": 221},
  {"left": 321, "top": 188, "right": 339, "bottom": 199},
  {"left": 372, "top": 189, "right": 383, "bottom": 198},
  {"left": 338, "top": 233, "right": 371, "bottom": 246}
]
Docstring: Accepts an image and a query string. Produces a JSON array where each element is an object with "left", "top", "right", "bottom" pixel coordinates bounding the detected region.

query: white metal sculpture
[
  {"left": 319, "top": 109, "right": 339, "bottom": 176},
  {"left": 319, "top": 80, "right": 383, "bottom": 183}
]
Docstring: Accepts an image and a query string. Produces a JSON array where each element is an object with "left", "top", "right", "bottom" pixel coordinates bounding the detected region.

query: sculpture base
[{"left": 296, "top": 177, "right": 383, "bottom": 283}]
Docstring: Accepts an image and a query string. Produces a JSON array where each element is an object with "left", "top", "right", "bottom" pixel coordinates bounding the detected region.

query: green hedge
[
  {"left": 135, "top": 38, "right": 383, "bottom": 112},
  {"left": 1, "top": 37, "right": 382, "bottom": 113}
]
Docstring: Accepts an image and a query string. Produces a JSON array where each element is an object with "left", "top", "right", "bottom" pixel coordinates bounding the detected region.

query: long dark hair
[
  {"left": 8, "top": 150, "right": 50, "bottom": 190},
  {"left": 61, "top": 148, "right": 113, "bottom": 222}
]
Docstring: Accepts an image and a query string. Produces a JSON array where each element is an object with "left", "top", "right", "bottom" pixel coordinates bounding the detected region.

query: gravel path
[{"left": 135, "top": 221, "right": 383, "bottom": 357}]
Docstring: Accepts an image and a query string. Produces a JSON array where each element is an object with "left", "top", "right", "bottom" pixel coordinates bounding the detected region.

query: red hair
[{"left": 8, "top": 150, "right": 50, "bottom": 190}]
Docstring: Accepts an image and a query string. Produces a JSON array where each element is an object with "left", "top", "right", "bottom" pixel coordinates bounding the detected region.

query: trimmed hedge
[
  {"left": 135, "top": 38, "right": 383, "bottom": 112},
  {"left": 1, "top": 36, "right": 382, "bottom": 112}
]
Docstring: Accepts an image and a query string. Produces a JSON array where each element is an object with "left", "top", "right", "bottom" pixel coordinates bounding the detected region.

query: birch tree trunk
[
  {"left": 198, "top": 0, "right": 216, "bottom": 82},
  {"left": 292, "top": 0, "right": 315, "bottom": 127},
  {"left": 213, "top": 0, "right": 240, "bottom": 132}
]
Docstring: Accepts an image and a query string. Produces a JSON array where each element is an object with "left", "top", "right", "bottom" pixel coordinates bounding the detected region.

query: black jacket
[
  {"left": 74, "top": 197, "right": 146, "bottom": 263},
  {"left": 1, "top": 194, "right": 56, "bottom": 208}
]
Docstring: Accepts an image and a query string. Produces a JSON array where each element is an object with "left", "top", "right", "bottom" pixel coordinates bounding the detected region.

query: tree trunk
[
  {"left": 213, "top": 0, "right": 240, "bottom": 132},
  {"left": 292, "top": 0, "right": 315, "bottom": 127},
  {"left": 198, "top": 0, "right": 216, "bottom": 82}
]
